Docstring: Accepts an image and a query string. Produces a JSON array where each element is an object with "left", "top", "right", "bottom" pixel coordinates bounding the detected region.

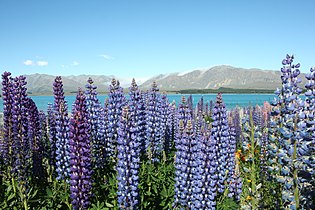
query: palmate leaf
[{"left": 217, "top": 197, "right": 239, "bottom": 210}]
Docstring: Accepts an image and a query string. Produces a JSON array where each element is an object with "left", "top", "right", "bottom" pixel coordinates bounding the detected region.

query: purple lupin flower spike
[
  {"left": 69, "top": 89, "right": 92, "bottom": 210},
  {"left": 192, "top": 126, "right": 217, "bottom": 209},
  {"left": 205, "top": 102, "right": 209, "bottom": 116},
  {"left": 196, "top": 96, "right": 204, "bottom": 117},
  {"left": 107, "top": 78, "right": 126, "bottom": 160},
  {"left": 253, "top": 105, "right": 263, "bottom": 130},
  {"left": 159, "top": 94, "right": 170, "bottom": 154},
  {"left": 211, "top": 93, "right": 230, "bottom": 193},
  {"left": 165, "top": 102, "right": 176, "bottom": 154},
  {"left": 117, "top": 106, "right": 141, "bottom": 209},
  {"left": 26, "top": 98, "right": 44, "bottom": 182},
  {"left": 47, "top": 103, "right": 58, "bottom": 172},
  {"left": 128, "top": 78, "right": 146, "bottom": 157},
  {"left": 11, "top": 75, "right": 31, "bottom": 196},
  {"left": 232, "top": 107, "right": 242, "bottom": 142},
  {"left": 102, "top": 98, "right": 110, "bottom": 162},
  {"left": 53, "top": 76, "right": 70, "bottom": 180},
  {"left": 39, "top": 111, "right": 50, "bottom": 165},
  {"left": 1, "top": 72, "right": 13, "bottom": 165},
  {"left": 174, "top": 120, "right": 185, "bottom": 207},
  {"left": 174, "top": 120, "right": 197, "bottom": 208},
  {"left": 176, "top": 96, "right": 192, "bottom": 130},
  {"left": 189, "top": 117, "right": 204, "bottom": 209},
  {"left": 187, "top": 94, "right": 194, "bottom": 118},
  {"left": 145, "top": 81, "right": 163, "bottom": 162},
  {"left": 85, "top": 77, "right": 106, "bottom": 169},
  {"left": 227, "top": 119, "right": 242, "bottom": 200}
]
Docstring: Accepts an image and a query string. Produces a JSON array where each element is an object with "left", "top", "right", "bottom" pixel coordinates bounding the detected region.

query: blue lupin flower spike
[
  {"left": 85, "top": 77, "right": 106, "bottom": 169},
  {"left": 211, "top": 93, "right": 230, "bottom": 193},
  {"left": 53, "top": 76, "right": 70, "bottom": 180},
  {"left": 107, "top": 78, "right": 126, "bottom": 160},
  {"left": 117, "top": 106, "right": 141, "bottom": 209}
]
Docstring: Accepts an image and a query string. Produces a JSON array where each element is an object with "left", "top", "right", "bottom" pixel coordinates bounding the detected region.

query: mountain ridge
[
  {"left": 140, "top": 65, "right": 284, "bottom": 90},
  {"left": 1, "top": 65, "right": 300, "bottom": 95}
]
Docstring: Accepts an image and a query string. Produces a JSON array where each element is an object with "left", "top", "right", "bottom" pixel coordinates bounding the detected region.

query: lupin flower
[
  {"left": 69, "top": 89, "right": 93, "bottom": 210},
  {"left": 205, "top": 102, "right": 209, "bottom": 116},
  {"left": 174, "top": 120, "right": 185, "bottom": 207},
  {"left": 231, "top": 107, "right": 242, "bottom": 141},
  {"left": 211, "top": 93, "right": 230, "bottom": 193},
  {"left": 47, "top": 103, "right": 58, "bottom": 172},
  {"left": 128, "top": 78, "right": 146, "bottom": 157},
  {"left": 26, "top": 98, "right": 45, "bottom": 182},
  {"left": 190, "top": 114, "right": 218, "bottom": 209},
  {"left": 196, "top": 129, "right": 218, "bottom": 209},
  {"left": 227, "top": 120, "right": 242, "bottom": 201},
  {"left": 174, "top": 95, "right": 193, "bottom": 204},
  {"left": 253, "top": 105, "right": 263, "bottom": 130},
  {"left": 259, "top": 130, "right": 269, "bottom": 180},
  {"left": 165, "top": 102, "right": 176, "bottom": 154},
  {"left": 174, "top": 120, "right": 197, "bottom": 208},
  {"left": 145, "top": 81, "right": 163, "bottom": 161},
  {"left": 53, "top": 76, "right": 70, "bottom": 180},
  {"left": 1, "top": 72, "right": 13, "bottom": 165},
  {"left": 187, "top": 94, "right": 194, "bottom": 117},
  {"left": 102, "top": 99, "right": 110, "bottom": 161},
  {"left": 268, "top": 55, "right": 311, "bottom": 209},
  {"left": 117, "top": 106, "right": 141, "bottom": 209},
  {"left": 11, "top": 75, "right": 31, "bottom": 197},
  {"left": 39, "top": 111, "right": 51, "bottom": 164},
  {"left": 176, "top": 96, "right": 192, "bottom": 130},
  {"left": 159, "top": 94, "right": 170, "bottom": 153},
  {"left": 196, "top": 96, "right": 204, "bottom": 117},
  {"left": 299, "top": 66, "right": 315, "bottom": 208},
  {"left": 85, "top": 78, "right": 107, "bottom": 169},
  {"left": 209, "top": 100, "right": 214, "bottom": 117},
  {"left": 107, "top": 78, "right": 126, "bottom": 159}
]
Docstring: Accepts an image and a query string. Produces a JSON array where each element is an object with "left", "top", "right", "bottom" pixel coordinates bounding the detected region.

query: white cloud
[
  {"left": 24, "top": 59, "right": 48, "bottom": 66},
  {"left": 23, "top": 60, "right": 34, "bottom": 66},
  {"left": 72, "top": 61, "right": 79, "bottom": 66},
  {"left": 100, "top": 54, "right": 114, "bottom": 60},
  {"left": 36, "top": 61, "right": 48, "bottom": 66}
]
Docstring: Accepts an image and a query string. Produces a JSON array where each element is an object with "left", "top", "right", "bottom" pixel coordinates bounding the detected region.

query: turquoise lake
[{"left": 0, "top": 94, "right": 275, "bottom": 111}]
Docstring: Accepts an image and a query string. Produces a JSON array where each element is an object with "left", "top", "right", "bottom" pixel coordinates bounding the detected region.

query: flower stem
[{"left": 250, "top": 111, "right": 257, "bottom": 209}]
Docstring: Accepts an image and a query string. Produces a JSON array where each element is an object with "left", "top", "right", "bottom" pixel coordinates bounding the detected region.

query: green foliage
[
  {"left": 139, "top": 152, "right": 175, "bottom": 209},
  {"left": 91, "top": 161, "right": 118, "bottom": 209},
  {"left": 217, "top": 197, "right": 239, "bottom": 210}
]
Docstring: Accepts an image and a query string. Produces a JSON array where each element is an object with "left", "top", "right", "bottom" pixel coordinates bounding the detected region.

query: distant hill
[
  {"left": 21, "top": 74, "right": 113, "bottom": 95},
  {"left": 0, "top": 65, "right": 306, "bottom": 95},
  {"left": 140, "top": 65, "right": 295, "bottom": 90}
]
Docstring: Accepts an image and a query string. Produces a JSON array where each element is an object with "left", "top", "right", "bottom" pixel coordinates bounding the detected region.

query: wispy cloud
[
  {"left": 23, "top": 60, "right": 34, "bottom": 66},
  {"left": 61, "top": 61, "right": 79, "bottom": 68},
  {"left": 100, "top": 54, "right": 114, "bottom": 60},
  {"left": 72, "top": 61, "right": 79, "bottom": 66},
  {"left": 37, "top": 61, "right": 48, "bottom": 66}
]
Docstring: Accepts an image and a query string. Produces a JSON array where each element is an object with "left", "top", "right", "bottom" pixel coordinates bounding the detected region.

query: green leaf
[
  {"left": 105, "top": 202, "right": 114, "bottom": 208},
  {"left": 46, "top": 187, "right": 53, "bottom": 197},
  {"left": 7, "top": 192, "right": 15, "bottom": 202}
]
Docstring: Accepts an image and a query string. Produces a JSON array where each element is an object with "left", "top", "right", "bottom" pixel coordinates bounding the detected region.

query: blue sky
[{"left": 1, "top": 0, "right": 314, "bottom": 80}]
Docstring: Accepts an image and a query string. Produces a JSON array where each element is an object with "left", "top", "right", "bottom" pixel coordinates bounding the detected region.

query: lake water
[{"left": 0, "top": 94, "right": 275, "bottom": 111}]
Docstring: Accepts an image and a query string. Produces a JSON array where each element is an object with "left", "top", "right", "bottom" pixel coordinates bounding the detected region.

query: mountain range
[
  {"left": 140, "top": 65, "right": 286, "bottom": 90},
  {"left": 1, "top": 65, "right": 302, "bottom": 95}
]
